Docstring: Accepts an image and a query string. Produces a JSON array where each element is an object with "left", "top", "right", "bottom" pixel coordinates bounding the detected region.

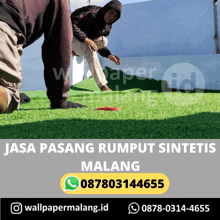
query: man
[
  {"left": 0, "top": 0, "right": 85, "bottom": 114},
  {"left": 71, "top": 0, "right": 122, "bottom": 91}
]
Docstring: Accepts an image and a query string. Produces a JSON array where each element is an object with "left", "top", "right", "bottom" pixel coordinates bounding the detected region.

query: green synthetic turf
[{"left": 1, "top": 67, "right": 220, "bottom": 139}]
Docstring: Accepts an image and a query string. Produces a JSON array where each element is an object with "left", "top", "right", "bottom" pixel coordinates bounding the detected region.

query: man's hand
[
  {"left": 108, "top": 55, "right": 121, "bottom": 65},
  {"left": 84, "top": 38, "right": 98, "bottom": 51}
]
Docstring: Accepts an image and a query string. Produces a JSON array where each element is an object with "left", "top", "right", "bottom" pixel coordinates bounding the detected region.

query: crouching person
[{"left": 71, "top": 0, "right": 122, "bottom": 91}]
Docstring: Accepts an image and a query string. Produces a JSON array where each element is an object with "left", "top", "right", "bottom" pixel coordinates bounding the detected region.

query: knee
[
  {"left": 84, "top": 50, "right": 96, "bottom": 61},
  {"left": 94, "top": 36, "right": 108, "bottom": 49}
]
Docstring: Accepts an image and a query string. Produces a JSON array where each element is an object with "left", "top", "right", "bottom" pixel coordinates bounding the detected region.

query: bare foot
[{"left": 100, "top": 85, "right": 112, "bottom": 92}]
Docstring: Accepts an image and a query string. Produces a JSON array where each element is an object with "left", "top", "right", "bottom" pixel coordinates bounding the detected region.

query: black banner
[{"left": 1, "top": 198, "right": 219, "bottom": 218}]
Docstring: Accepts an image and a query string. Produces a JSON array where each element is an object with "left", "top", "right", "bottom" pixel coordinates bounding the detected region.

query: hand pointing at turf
[{"left": 108, "top": 55, "right": 121, "bottom": 65}]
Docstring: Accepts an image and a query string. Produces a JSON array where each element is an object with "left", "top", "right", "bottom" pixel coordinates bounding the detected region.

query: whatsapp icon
[{"left": 64, "top": 176, "right": 80, "bottom": 191}]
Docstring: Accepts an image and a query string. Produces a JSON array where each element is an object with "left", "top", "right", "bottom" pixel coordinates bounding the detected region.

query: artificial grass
[
  {"left": 0, "top": 70, "right": 220, "bottom": 139},
  {"left": 103, "top": 66, "right": 168, "bottom": 92}
]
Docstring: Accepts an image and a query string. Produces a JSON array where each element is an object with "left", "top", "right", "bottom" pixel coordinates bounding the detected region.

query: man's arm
[
  {"left": 71, "top": 6, "right": 93, "bottom": 42},
  {"left": 98, "top": 47, "right": 111, "bottom": 58},
  {"left": 98, "top": 48, "right": 121, "bottom": 65},
  {"left": 72, "top": 23, "right": 87, "bottom": 42}
]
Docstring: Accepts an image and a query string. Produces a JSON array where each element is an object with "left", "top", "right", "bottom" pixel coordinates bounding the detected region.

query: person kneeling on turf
[
  {"left": 0, "top": 0, "right": 85, "bottom": 114},
  {"left": 71, "top": 0, "right": 122, "bottom": 92}
]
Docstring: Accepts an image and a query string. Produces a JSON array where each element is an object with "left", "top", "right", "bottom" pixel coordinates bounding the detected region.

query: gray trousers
[{"left": 0, "top": 21, "right": 25, "bottom": 110}]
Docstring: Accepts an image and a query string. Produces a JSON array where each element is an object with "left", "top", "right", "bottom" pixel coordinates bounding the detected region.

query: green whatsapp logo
[{"left": 64, "top": 176, "right": 80, "bottom": 191}]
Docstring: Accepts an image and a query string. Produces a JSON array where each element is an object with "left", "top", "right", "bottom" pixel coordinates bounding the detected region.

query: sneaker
[
  {"left": 51, "top": 101, "right": 86, "bottom": 109},
  {"left": 20, "top": 93, "right": 31, "bottom": 103}
]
